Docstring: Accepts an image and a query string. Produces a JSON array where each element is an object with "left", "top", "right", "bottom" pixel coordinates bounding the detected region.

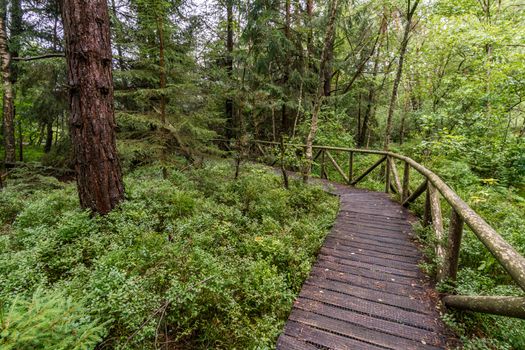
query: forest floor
[{"left": 0, "top": 159, "right": 338, "bottom": 349}]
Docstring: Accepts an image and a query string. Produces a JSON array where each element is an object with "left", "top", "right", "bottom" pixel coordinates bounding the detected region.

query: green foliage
[
  {"left": 0, "top": 160, "right": 337, "bottom": 349},
  {"left": 0, "top": 290, "right": 105, "bottom": 350}
]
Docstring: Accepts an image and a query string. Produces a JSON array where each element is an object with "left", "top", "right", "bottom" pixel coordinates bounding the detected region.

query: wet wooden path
[{"left": 277, "top": 183, "right": 453, "bottom": 350}]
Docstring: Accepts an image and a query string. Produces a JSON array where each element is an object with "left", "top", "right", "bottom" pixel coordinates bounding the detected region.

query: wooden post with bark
[
  {"left": 60, "top": 0, "right": 125, "bottom": 214},
  {"left": 303, "top": 0, "right": 339, "bottom": 182},
  {"left": 0, "top": 5, "right": 15, "bottom": 163}
]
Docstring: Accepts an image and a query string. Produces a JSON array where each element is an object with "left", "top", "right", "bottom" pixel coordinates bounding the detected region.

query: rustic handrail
[{"left": 231, "top": 139, "right": 525, "bottom": 318}]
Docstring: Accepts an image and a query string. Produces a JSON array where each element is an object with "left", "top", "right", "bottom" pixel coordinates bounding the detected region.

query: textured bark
[
  {"left": 357, "top": 15, "right": 386, "bottom": 147},
  {"left": 441, "top": 209, "right": 464, "bottom": 282},
  {"left": 322, "top": 33, "right": 335, "bottom": 97},
  {"left": 384, "top": 0, "right": 419, "bottom": 150},
  {"left": 44, "top": 120, "right": 53, "bottom": 153},
  {"left": 303, "top": 0, "right": 339, "bottom": 183},
  {"left": 157, "top": 14, "right": 168, "bottom": 179},
  {"left": 60, "top": 0, "right": 124, "bottom": 214},
  {"left": 443, "top": 295, "right": 525, "bottom": 319},
  {"left": 281, "top": 0, "right": 292, "bottom": 134},
  {"left": 110, "top": 0, "right": 126, "bottom": 70},
  {"left": 0, "top": 10, "right": 15, "bottom": 163},
  {"left": 225, "top": 0, "right": 235, "bottom": 139}
]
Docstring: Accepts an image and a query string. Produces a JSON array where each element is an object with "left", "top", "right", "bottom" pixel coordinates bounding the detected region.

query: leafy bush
[{"left": 0, "top": 160, "right": 337, "bottom": 349}]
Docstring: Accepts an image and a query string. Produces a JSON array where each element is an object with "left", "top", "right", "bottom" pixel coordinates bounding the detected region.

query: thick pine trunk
[
  {"left": 60, "top": 0, "right": 124, "bottom": 214},
  {"left": 0, "top": 12, "right": 15, "bottom": 163}
]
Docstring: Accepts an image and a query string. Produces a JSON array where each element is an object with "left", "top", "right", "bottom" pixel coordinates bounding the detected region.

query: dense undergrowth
[{"left": 0, "top": 160, "right": 338, "bottom": 349}]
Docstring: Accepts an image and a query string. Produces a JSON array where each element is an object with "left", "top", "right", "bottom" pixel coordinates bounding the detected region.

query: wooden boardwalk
[{"left": 277, "top": 183, "right": 453, "bottom": 350}]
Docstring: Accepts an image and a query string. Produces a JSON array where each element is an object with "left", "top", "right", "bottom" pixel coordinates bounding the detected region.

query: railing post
[
  {"left": 441, "top": 209, "right": 464, "bottom": 282},
  {"left": 348, "top": 151, "right": 354, "bottom": 185},
  {"left": 320, "top": 149, "right": 326, "bottom": 179},
  {"left": 428, "top": 183, "right": 447, "bottom": 282},
  {"left": 385, "top": 156, "right": 391, "bottom": 193},
  {"left": 423, "top": 183, "right": 431, "bottom": 227},
  {"left": 402, "top": 162, "right": 410, "bottom": 201}
]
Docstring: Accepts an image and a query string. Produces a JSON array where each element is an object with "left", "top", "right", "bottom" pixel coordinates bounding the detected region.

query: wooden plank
[
  {"left": 323, "top": 239, "right": 421, "bottom": 264},
  {"left": 314, "top": 258, "right": 424, "bottom": 288},
  {"left": 329, "top": 231, "right": 416, "bottom": 250},
  {"left": 324, "top": 236, "right": 421, "bottom": 258},
  {"left": 312, "top": 261, "right": 423, "bottom": 298},
  {"left": 293, "top": 298, "right": 445, "bottom": 347},
  {"left": 276, "top": 334, "right": 320, "bottom": 350},
  {"left": 299, "top": 287, "right": 440, "bottom": 330},
  {"left": 305, "top": 275, "right": 431, "bottom": 313},
  {"left": 317, "top": 251, "right": 422, "bottom": 279},
  {"left": 328, "top": 232, "right": 417, "bottom": 253},
  {"left": 321, "top": 241, "right": 418, "bottom": 266},
  {"left": 283, "top": 320, "right": 385, "bottom": 350},
  {"left": 339, "top": 208, "right": 410, "bottom": 220},
  {"left": 320, "top": 246, "right": 422, "bottom": 273},
  {"left": 289, "top": 309, "right": 443, "bottom": 350},
  {"left": 334, "top": 221, "right": 413, "bottom": 235},
  {"left": 340, "top": 212, "right": 415, "bottom": 226}
]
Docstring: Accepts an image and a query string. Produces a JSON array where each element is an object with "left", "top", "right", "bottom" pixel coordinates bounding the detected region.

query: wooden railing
[{"left": 219, "top": 139, "right": 525, "bottom": 319}]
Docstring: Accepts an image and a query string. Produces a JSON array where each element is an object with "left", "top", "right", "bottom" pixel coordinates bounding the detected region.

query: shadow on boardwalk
[{"left": 277, "top": 177, "right": 458, "bottom": 350}]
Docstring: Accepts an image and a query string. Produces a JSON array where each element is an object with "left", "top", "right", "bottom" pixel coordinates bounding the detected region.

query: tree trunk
[
  {"left": 18, "top": 120, "right": 23, "bottom": 161},
  {"left": 305, "top": 0, "right": 314, "bottom": 67},
  {"left": 383, "top": 0, "right": 419, "bottom": 150},
  {"left": 110, "top": 0, "right": 126, "bottom": 70},
  {"left": 44, "top": 119, "right": 53, "bottom": 153},
  {"left": 157, "top": 14, "right": 169, "bottom": 179},
  {"left": 323, "top": 32, "right": 335, "bottom": 97},
  {"left": 60, "top": 0, "right": 125, "bottom": 214},
  {"left": 281, "top": 0, "right": 292, "bottom": 134},
  {"left": 225, "top": 0, "right": 235, "bottom": 139},
  {"left": 303, "top": 0, "right": 339, "bottom": 182},
  {"left": 0, "top": 8, "right": 15, "bottom": 163},
  {"left": 358, "top": 15, "right": 386, "bottom": 147}
]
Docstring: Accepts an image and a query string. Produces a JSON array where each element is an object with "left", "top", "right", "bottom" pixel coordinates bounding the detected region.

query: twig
[{"left": 125, "top": 275, "right": 216, "bottom": 346}]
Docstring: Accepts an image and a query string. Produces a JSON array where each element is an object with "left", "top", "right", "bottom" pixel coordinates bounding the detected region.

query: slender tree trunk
[
  {"left": 384, "top": 0, "right": 419, "bottom": 150},
  {"left": 303, "top": 0, "right": 339, "bottom": 182},
  {"left": 60, "top": 0, "right": 125, "bottom": 214},
  {"left": 0, "top": 8, "right": 15, "bottom": 163},
  {"left": 44, "top": 120, "right": 53, "bottom": 153},
  {"left": 305, "top": 0, "right": 314, "bottom": 67},
  {"left": 323, "top": 32, "right": 335, "bottom": 97},
  {"left": 110, "top": 0, "right": 126, "bottom": 70},
  {"left": 281, "top": 0, "right": 292, "bottom": 134},
  {"left": 358, "top": 15, "right": 386, "bottom": 147},
  {"left": 225, "top": 0, "right": 235, "bottom": 139},
  {"left": 18, "top": 120, "right": 22, "bottom": 161},
  {"left": 157, "top": 15, "right": 169, "bottom": 179}
]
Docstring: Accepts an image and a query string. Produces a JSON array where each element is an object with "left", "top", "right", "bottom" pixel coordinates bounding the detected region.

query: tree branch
[{"left": 12, "top": 53, "right": 64, "bottom": 61}]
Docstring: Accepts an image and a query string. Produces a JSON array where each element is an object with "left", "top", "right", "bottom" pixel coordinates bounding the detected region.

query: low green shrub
[{"left": 0, "top": 160, "right": 338, "bottom": 349}]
